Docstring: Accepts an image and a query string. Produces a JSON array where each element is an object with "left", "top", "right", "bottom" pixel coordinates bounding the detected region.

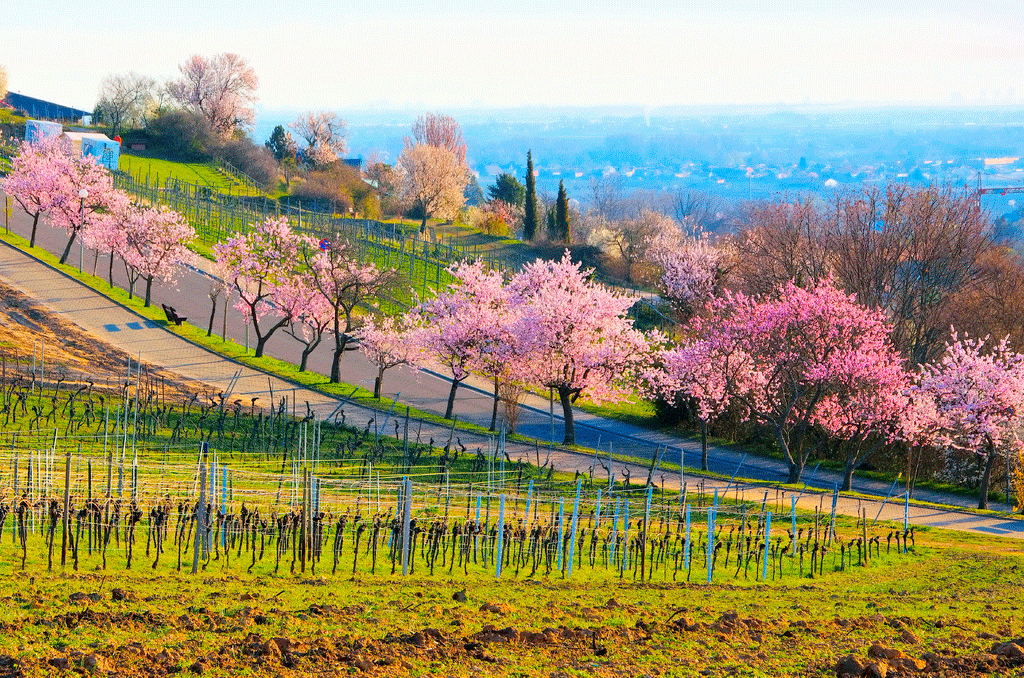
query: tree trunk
[
  {"left": 207, "top": 296, "right": 217, "bottom": 337},
  {"left": 60, "top": 231, "right": 78, "bottom": 265},
  {"left": 489, "top": 376, "right": 499, "bottom": 432},
  {"left": 445, "top": 377, "right": 462, "bottom": 420},
  {"left": 978, "top": 445, "right": 998, "bottom": 510},
  {"left": 700, "top": 419, "right": 709, "bottom": 471},
  {"left": 29, "top": 212, "right": 40, "bottom": 248},
  {"left": 108, "top": 250, "right": 115, "bottom": 287},
  {"left": 559, "top": 387, "right": 576, "bottom": 446},
  {"left": 374, "top": 366, "right": 385, "bottom": 399},
  {"left": 842, "top": 462, "right": 855, "bottom": 492},
  {"left": 330, "top": 336, "right": 351, "bottom": 383},
  {"left": 144, "top": 276, "right": 153, "bottom": 308}
]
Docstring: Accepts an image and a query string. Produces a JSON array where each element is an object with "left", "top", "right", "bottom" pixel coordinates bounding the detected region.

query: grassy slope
[{"left": 0, "top": 521, "right": 1019, "bottom": 677}]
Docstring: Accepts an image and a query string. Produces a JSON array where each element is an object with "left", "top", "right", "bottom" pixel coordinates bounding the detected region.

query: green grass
[
  {"left": 0, "top": 516, "right": 1019, "bottom": 677},
  {"left": 119, "top": 154, "right": 262, "bottom": 196}
]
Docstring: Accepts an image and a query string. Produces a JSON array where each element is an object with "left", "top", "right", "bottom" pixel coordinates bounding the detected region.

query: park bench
[{"left": 161, "top": 303, "right": 187, "bottom": 326}]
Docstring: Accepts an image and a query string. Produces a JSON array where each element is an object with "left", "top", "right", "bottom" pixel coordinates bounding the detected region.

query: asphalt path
[{"left": 1, "top": 192, "right": 1022, "bottom": 539}]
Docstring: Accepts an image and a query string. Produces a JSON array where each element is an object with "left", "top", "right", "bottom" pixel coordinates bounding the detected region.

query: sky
[{"left": 3, "top": 0, "right": 1023, "bottom": 115}]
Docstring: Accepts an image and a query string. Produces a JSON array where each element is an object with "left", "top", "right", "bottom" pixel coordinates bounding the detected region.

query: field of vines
[{"left": 0, "top": 359, "right": 917, "bottom": 586}]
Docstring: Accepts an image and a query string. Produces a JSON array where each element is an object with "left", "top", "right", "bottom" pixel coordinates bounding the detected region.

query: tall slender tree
[
  {"left": 554, "top": 180, "right": 570, "bottom": 242},
  {"left": 523, "top": 150, "right": 538, "bottom": 241}
]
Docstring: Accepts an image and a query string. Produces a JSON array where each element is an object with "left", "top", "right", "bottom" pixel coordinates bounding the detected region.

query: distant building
[{"left": 3, "top": 92, "right": 90, "bottom": 123}]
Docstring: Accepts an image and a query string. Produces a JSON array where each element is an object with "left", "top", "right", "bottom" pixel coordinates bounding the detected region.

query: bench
[{"left": 161, "top": 303, "right": 187, "bottom": 326}]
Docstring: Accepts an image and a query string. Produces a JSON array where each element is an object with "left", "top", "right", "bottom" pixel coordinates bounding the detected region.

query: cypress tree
[
  {"left": 555, "top": 180, "right": 570, "bottom": 242},
  {"left": 523, "top": 150, "right": 538, "bottom": 241}
]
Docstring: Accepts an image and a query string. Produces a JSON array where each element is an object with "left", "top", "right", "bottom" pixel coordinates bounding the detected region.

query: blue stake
[
  {"left": 495, "top": 494, "right": 506, "bottom": 579},
  {"left": 567, "top": 480, "right": 581, "bottom": 577},
  {"left": 791, "top": 495, "right": 797, "bottom": 557},
  {"left": 525, "top": 480, "right": 533, "bottom": 525},
  {"left": 610, "top": 498, "right": 620, "bottom": 564},
  {"left": 762, "top": 511, "right": 772, "bottom": 581},
  {"left": 557, "top": 498, "right": 565, "bottom": 572},
  {"left": 684, "top": 504, "right": 691, "bottom": 571},
  {"left": 622, "top": 500, "right": 630, "bottom": 572},
  {"left": 595, "top": 489, "right": 602, "bottom": 530}
]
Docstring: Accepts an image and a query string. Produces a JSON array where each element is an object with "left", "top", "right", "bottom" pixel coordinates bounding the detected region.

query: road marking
[
  {"left": 104, "top": 324, "right": 120, "bottom": 332},
  {"left": 126, "top": 322, "right": 143, "bottom": 330}
]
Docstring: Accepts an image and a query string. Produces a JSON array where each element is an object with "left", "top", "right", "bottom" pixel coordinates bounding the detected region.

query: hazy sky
[{"left": 4, "top": 0, "right": 1022, "bottom": 113}]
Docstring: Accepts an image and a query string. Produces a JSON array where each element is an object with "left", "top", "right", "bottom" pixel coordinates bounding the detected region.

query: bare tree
[
  {"left": 166, "top": 53, "right": 258, "bottom": 136},
  {"left": 407, "top": 113, "right": 466, "bottom": 163},
  {"left": 585, "top": 208, "right": 675, "bottom": 283},
  {"left": 730, "top": 198, "right": 832, "bottom": 297},
  {"left": 827, "top": 185, "right": 993, "bottom": 364},
  {"left": 95, "top": 72, "right": 156, "bottom": 137},
  {"left": 0, "top": 64, "right": 7, "bottom": 102},
  {"left": 289, "top": 111, "right": 348, "bottom": 167}
]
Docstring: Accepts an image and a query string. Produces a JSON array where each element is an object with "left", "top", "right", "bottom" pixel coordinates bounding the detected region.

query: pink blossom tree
[
  {"left": 645, "top": 338, "right": 728, "bottom": 471},
  {"left": 213, "top": 218, "right": 302, "bottom": 358},
  {"left": 2, "top": 137, "right": 64, "bottom": 247},
  {"left": 277, "top": 271, "right": 335, "bottom": 372},
  {"left": 912, "top": 332, "right": 1024, "bottom": 509},
  {"left": 357, "top": 314, "right": 427, "bottom": 399},
  {"left": 302, "top": 237, "right": 398, "bottom": 383},
  {"left": 811, "top": 345, "right": 911, "bottom": 490},
  {"left": 651, "top": 227, "right": 730, "bottom": 320},
  {"left": 511, "top": 252, "right": 652, "bottom": 445},
  {"left": 167, "top": 53, "right": 258, "bottom": 136},
  {"left": 685, "top": 278, "right": 900, "bottom": 483},
  {"left": 81, "top": 189, "right": 132, "bottom": 288},
  {"left": 412, "top": 261, "right": 527, "bottom": 426},
  {"left": 115, "top": 203, "right": 195, "bottom": 307},
  {"left": 48, "top": 150, "right": 117, "bottom": 264}
]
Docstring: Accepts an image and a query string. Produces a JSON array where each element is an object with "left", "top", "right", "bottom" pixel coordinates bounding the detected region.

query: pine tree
[
  {"left": 523, "top": 150, "right": 538, "bottom": 241},
  {"left": 555, "top": 180, "right": 570, "bottom": 242}
]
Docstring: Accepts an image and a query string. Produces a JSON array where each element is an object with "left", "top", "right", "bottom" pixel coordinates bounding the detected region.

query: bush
[
  {"left": 291, "top": 162, "right": 372, "bottom": 216},
  {"left": 147, "top": 110, "right": 215, "bottom": 162},
  {"left": 213, "top": 138, "right": 278, "bottom": 189}
]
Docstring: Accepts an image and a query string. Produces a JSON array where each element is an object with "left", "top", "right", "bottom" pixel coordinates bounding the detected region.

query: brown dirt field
[{"left": 0, "top": 281, "right": 214, "bottom": 399}]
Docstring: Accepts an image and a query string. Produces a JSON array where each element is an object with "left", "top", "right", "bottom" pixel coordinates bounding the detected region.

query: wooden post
[
  {"left": 192, "top": 464, "right": 206, "bottom": 574},
  {"left": 401, "top": 477, "right": 412, "bottom": 576},
  {"left": 61, "top": 451, "right": 71, "bottom": 568}
]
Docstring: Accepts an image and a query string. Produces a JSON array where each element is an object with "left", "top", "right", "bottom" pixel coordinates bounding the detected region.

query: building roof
[{"left": 3, "top": 92, "right": 90, "bottom": 121}]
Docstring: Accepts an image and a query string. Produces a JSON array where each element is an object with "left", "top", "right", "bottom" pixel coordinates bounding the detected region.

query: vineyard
[
  {"left": 3, "top": 368, "right": 1024, "bottom": 677},
  {"left": 0, "top": 358, "right": 915, "bottom": 586}
]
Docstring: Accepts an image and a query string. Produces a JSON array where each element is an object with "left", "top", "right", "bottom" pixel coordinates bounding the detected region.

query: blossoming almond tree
[
  {"left": 645, "top": 338, "right": 729, "bottom": 471},
  {"left": 213, "top": 217, "right": 302, "bottom": 358},
  {"left": 302, "top": 237, "right": 398, "bottom": 383},
  {"left": 413, "top": 261, "right": 528, "bottom": 426},
  {"left": 511, "top": 252, "right": 651, "bottom": 445},
  {"left": 357, "top": 314, "right": 427, "bottom": 399},
  {"left": 116, "top": 203, "right": 196, "bottom": 307},
  {"left": 912, "top": 332, "right": 1024, "bottom": 509},
  {"left": 277, "top": 271, "right": 335, "bottom": 372},
  {"left": 687, "top": 278, "right": 900, "bottom": 484},
  {"left": 2, "top": 137, "right": 64, "bottom": 248},
  {"left": 45, "top": 147, "right": 117, "bottom": 264}
]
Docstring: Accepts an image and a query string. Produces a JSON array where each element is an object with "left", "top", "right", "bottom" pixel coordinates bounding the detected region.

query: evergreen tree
[
  {"left": 523, "top": 150, "right": 538, "bottom": 241},
  {"left": 464, "top": 174, "right": 485, "bottom": 206},
  {"left": 546, "top": 205, "right": 556, "bottom": 239},
  {"left": 487, "top": 173, "right": 525, "bottom": 206},
  {"left": 265, "top": 125, "right": 296, "bottom": 162},
  {"left": 555, "top": 180, "right": 570, "bottom": 242}
]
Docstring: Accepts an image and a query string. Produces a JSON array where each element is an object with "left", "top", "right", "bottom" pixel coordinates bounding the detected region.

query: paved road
[{"left": 0, "top": 194, "right": 1022, "bottom": 539}]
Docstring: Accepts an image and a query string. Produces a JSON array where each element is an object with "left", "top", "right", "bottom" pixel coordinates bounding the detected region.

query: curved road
[{"left": 0, "top": 192, "right": 1022, "bottom": 539}]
